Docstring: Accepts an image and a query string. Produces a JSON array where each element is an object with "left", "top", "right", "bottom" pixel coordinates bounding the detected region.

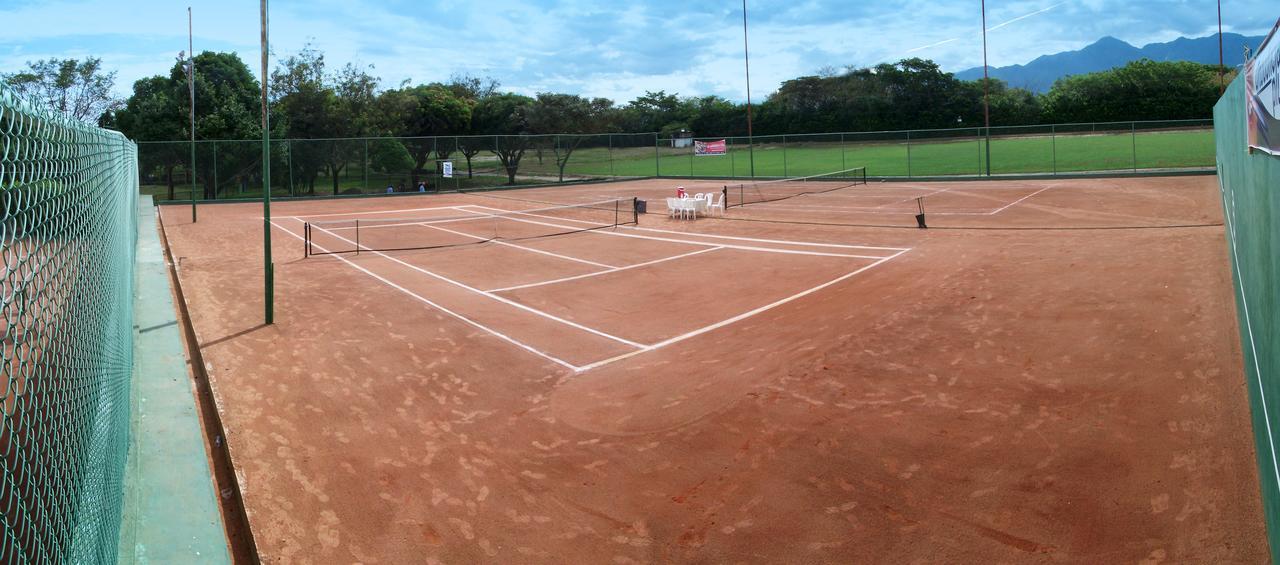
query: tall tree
[
  {"left": 472, "top": 93, "right": 534, "bottom": 185},
  {"left": 116, "top": 76, "right": 185, "bottom": 199},
  {"left": 526, "top": 93, "right": 613, "bottom": 181},
  {"left": 385, "top": 85, "right": 470, "bottom": 179},
  {"left": 3, "top": 58, "right": 121, "bottom": 122},
  {"left": 272, "top": 46, "right": 330, "bottom": 194},
  {"left": 448, "top": 75, "right": 500, "bottom": 178}
]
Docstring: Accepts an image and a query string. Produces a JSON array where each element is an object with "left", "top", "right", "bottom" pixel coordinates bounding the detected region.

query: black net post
[{"left": 355, "top": 219, "right": 360, "bottom": 256}]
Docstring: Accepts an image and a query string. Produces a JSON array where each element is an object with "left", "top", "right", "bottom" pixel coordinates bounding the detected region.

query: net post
[
  {"left": 304, "top": 223, "right": 309, "bottom": 258},
  {"left": 722, "top": 186, "right": 729, "bottom": 210},
  {"left": 633, "top": 197, "right": 639, "bottom": 224},
  {"left": 355, "top": 219, "right": 360, "bottom": 256}
]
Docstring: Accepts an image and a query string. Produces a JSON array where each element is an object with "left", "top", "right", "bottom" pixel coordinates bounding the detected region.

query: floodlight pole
[
  {"left": 742, "top": 0, "right": 755, "bottom": 178},
  {"left": 188, "top": 7, "right": 196, "bottom": 222},
  {"left": 1217, "top": 0, "right": 1225, "bottom": 93},
  {"left": 981, "top": 0, "right": 991, "bottom": 177},
  {"left": 261, "top": 0, "right": 274, "bottom": 324}
]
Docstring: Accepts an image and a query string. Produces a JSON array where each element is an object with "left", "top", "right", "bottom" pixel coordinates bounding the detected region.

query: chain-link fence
[
  {"left": 656, "top": 119, "right": 1213, "bottom": 179},
  {"left": 138, "top": 133, "right": 664, "bottom": 201},
  {"left": 1, "top": 84, "right": 138, "bottom": 562},
  {"left": 137, "top": 120, "right": 1213, "bottom": 202}
]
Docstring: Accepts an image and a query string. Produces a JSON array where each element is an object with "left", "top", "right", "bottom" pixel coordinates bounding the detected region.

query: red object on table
[{"left": 676, "top": 186, "right": 686, "bottom": 198}]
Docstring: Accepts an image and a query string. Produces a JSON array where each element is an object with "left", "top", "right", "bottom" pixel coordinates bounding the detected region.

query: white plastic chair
[
  {"left": 706, "top": 192, "right": 725, "bottom": 216},
  {"left": 679, "top": 198, "right": 696, "bottom": 220},
  {"left": 665, "top": 197, "right": 678, "bottom": 218}
]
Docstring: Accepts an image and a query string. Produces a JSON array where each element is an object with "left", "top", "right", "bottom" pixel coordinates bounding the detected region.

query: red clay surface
[{"left": 158, "top": 175, "right": 1267, "bottom": 563}]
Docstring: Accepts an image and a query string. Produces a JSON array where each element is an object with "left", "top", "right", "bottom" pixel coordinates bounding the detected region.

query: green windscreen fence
[
  {"left": 1, "top": 85, "right": 138, "bottom": 561},
  {"left": 1215, "top": 74, "right": 1280, "bottom": 560}
]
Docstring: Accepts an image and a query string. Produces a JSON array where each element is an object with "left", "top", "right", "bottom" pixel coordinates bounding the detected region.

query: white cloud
[{"left": 0, "top": 0, "right": 1275, "bottom": 103}]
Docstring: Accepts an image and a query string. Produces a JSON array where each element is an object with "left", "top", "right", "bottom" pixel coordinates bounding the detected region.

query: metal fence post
[
  {"left": 1131, "top": 122, "right": 1138, "bottom": 172},
  {"left": 655, "top": 135, "right": 660, "bottom": 177},
  {"left": 286, "top": 140, "right": 294, "bottom": 195},
  {"left": 212, "top": 142, "right": 218, "bottom": 197},
  {"left": 1051, "top": 125, "right": 1057, "bottom": 176},
  {"left": 840, "top": 133, "right": 846, "bottom": 172},
  {"left": 977, "top": 129, "right": 982, "bottom": 175},
  {"left": 608, "top": 133, "right": 614, "bottom": 178},
  {"left": 782, "top": 135, "right": 788, "bottom": 177},
  {"left": 906, "top": 131, "right": 912, "bottom": 178},
  {"left": 688, "top": 137, "right": 694, "bottom": 176},
  {"left": 729, "top": 137, "right": 736, "bottom": 178}
]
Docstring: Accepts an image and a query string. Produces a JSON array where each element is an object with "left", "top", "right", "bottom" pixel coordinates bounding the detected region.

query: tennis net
[
  {"left": 305, "top": 198, "right": 637, "bottom": 256},
  {"left": 723, "top": 167, "right": 867, "bottom": 208}
]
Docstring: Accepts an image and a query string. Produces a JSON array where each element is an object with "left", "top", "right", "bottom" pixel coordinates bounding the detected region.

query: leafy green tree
[
  {"left": 368, "top": 138, "right": 414, "bottom": 174},
  {"left": 526, "top": 93, "right": 613, "bottom": 181},
  {"left": 3, "top": 57, "right": 121, "bottom": 122},
  {"left": 116, "top": 76, "right": 186, "bottom": 199},
  {"left": 184, "top": 52, "right": 266, "bottom": 198},
  {"left": 1041, "top": 59, "right": 1220, "bottom": 123},
  {"left": 272, "top": 46, "right": 330, "bottom": 194},
  {"left": 472, "top": 93, "right": 534, "bottom": 184},
  {"left": 620, "top": 90, "right": 692, "bottom": 133},
  {"left": 447, "top": 75, "right": 500, "bottom": 178},
  {"left": 383, "top": 85, "right": 471, "bottom": 179}
]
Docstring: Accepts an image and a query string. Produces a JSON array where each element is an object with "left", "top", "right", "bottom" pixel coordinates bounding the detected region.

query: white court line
[
  {"left": 305, "top": 219, "right": 647, "bottom": 349},
  {"left": 413, "top": 221, "right": 617, "bottom": 269},
  {"left": 985, "top": 185, "right": 1054, "bottom": 215},
  {"left": 486, "top": 247, "right": 723, "bottom": 293},
  {"left": 285, "top": 204, "right": 464, "bottom": 220},
  {"left": 312, "top": 200, "right": 909, "bottom": 252},
  {"left": 1219, "top": 178, "right": 1280, "bottom": 499},
  {"left": 458, "top": 205, "right": 896, "bottom": 259},
  {"left": 624, "top": 224, "right": 908, "bottom": 251},
  {"left": 741, "top": 203, "right": 1000, "bottom": 216},
  {"left": 575, "top": 248, "right": 910, "bottom": 372},
  {"left": 270, "top": 220, "right": 585, "bottom": 371}
]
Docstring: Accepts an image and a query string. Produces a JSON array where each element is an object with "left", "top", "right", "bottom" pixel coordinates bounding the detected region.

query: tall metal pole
[
  {"left": 188, "top": 7, "right": 197, "bottom": 221},
  {"left": 742, "top": 0, "right": 755, "bottom": 178},
  {"left": 981, "top": 0, "right": 992, "bottom": 177},
  {"left": 1217, "top": 0, "right": 1225, "bottom": 93},
  {"left": 261, "top": 0, "right": 274, "bottom": 324}
]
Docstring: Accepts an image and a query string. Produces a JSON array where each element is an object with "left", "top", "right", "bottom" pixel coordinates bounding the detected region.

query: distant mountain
[{"left": 954, "top": 33, "right": 1265, "bottom": 93}]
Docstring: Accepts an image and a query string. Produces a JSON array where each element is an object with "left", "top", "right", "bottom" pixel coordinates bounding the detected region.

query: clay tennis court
[{"left": 159, "top": 174, "right": 1266, "bottom": 562}]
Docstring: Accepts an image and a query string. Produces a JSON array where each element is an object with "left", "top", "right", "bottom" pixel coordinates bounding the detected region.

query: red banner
[{"left": 694, "top": 139, "right": 727, "bottom": 156}]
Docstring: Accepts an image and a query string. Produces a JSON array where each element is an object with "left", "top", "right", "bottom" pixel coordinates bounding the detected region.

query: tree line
[{"left": 4, "top": 49, "right": 1228, "bottom": 196}]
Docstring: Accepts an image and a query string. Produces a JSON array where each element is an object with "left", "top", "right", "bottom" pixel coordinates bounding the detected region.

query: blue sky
[{"left": 0, "top": 0, "right": 1275, "bottom": 103}]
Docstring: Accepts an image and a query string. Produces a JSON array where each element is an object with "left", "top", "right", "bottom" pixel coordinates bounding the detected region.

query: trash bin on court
[{"left": 635, "top": 199, "right": 647, "bottom": 215}]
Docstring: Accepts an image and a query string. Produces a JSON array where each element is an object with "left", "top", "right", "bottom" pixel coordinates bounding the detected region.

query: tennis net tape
[
  {"left": 305, "top": 198, "right": 637, "bottom": 256},
  {"left": 724, "top": 167, "right": 868, "bottom": 207},
  {"left": 1, "top": 84, "right": 139, "bottom": 562}
]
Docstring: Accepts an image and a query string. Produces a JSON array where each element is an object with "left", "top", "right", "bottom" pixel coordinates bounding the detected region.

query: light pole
[
  {"left": 981, "top": 0, "right": 992, "bottom": 177},
  {"left": 742, "top": 0, "right": 755, "bottom": 178}
]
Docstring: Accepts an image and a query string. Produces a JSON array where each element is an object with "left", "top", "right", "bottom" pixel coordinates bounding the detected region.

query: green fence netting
[
  {"left": 135, "top": 120, "right": 1214, "bottom": 203},
  {"left": 1215, "top": 73, "right": 1280, "bottom": 561},
  {"left": 0, "top": 84, "right": 138, "bottom": 562}
]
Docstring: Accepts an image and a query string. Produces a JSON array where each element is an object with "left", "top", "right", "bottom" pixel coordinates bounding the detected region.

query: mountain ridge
[{"left": 953, "top": 33, "right": 1265, "bottom": 92}]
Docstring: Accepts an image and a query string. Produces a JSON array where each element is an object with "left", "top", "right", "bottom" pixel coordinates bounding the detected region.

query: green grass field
[{"left": 562, "top": 129, "right": 1215, "bottom": 178}]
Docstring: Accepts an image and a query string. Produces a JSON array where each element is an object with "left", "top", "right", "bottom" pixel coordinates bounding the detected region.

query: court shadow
[{"left": 200, "top": 323, "right": 270, "bottom": 349}]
